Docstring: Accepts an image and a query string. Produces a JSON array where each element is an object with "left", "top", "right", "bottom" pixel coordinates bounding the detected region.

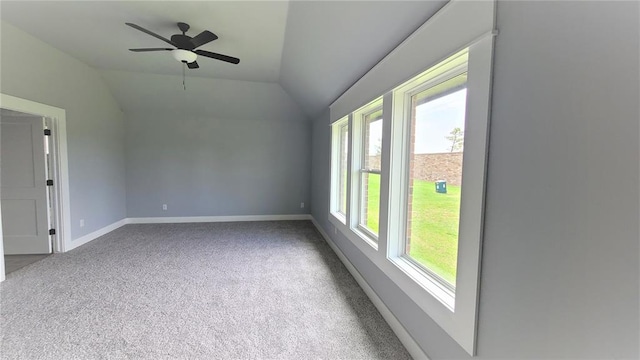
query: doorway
[{"left": 0, "top": 93, "right": 71, "bottom": 282}]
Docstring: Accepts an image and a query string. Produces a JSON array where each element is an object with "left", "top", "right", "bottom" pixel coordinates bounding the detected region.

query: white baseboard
[
  {"left": 310, "top": 216, "right": 430, "bottom": 360},
  {"left": 66, "top": 218, "right": 127, "bottom": 252},
  {"left": 126, "top": 214, "right": 311, "bottom": 224}
]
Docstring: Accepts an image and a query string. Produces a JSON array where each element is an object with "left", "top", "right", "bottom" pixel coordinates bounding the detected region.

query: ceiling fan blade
[
  {"left": 129, "top": 48, "right": 173, "bottom": 52},
  {"left": 194, "top": 50, "right": 240, "bottom": 64},
  {"left": 126, "top": 22, "right": 176, "bottom": 47},
  {"left": 187, "top": 61, "right": 200, "bottom": 69},
  {"left": 190, "top": 30, "right": 218, "bottom": 49}
]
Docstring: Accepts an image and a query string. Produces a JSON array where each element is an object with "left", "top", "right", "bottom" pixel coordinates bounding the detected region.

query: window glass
[
  {"left": 359, "top": 109, "right": 383, "bottom": 235},
  {"left": 338, "top": 123, "right": 349, "bottom": 216},
  {"left": 405, "top": 75, "right": 467, "bottom": 286}
]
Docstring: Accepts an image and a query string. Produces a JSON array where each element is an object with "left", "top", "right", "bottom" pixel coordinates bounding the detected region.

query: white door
[{"left": 1, "top": 115, "right": 50, "bottom": 254}]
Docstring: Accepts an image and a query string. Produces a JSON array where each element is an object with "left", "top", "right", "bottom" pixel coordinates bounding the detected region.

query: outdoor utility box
[{"left": 435, "top": 180, "right": 447, "bottom": 194}]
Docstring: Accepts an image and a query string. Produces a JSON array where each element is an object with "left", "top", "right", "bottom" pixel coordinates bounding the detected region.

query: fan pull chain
[{"left": 182, "top": 63, "right": 186, "bottom": 90}]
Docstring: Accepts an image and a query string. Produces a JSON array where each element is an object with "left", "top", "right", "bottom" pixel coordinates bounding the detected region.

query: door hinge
[
  {"left": 44, "top": 129, "right": 51, "bottom": 136},
  {"left": 46, "top": 179, "right": 54, "bottom": 186},
  {"left": 49, "top": 229, "right": 56, "bottom": 235}
]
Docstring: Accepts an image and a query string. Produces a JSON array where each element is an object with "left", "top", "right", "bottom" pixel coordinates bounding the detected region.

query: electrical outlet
[
  {"left": 80, "top": 219, "right": 85, "bottom": 228},
  {"left": 300, "top": 202, "right": 305, "bottom": 208},
  {"left": 162, "top": 204, "right": 168, "bottom": 211}
]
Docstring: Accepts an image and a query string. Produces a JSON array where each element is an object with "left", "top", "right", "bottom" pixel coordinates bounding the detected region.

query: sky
[
  {"left": 368, "top": 88, "right": 467, "bottom": 154},
  {"left": 414, "top": 88, "right": 467, "bottom": 154}
]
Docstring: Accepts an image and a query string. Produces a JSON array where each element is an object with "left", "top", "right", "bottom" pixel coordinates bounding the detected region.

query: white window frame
[
  {"left": 350, "top": 98, "right": 383, "bottom": 246},
  {"left": 329, "top": 116, "right": 350, "bottom": 223},
  {"left": 388, "top": 50, "right": 469, "bottom": 306},
  {"left": 384, "top": 40, "right": 493, "bottom": 353},
  {"left": 398, "top": 84, "right": 468, "bottom": 294}
]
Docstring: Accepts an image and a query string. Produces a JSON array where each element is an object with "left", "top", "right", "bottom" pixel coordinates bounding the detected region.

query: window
[
  {"left": 330, "top": 117, "right": 349, "bottom": 222},
  {"left": 404, "top": 75, "right": 468, "bottom": 288},
  {"left": 327, "top": 19, "right": 495, "bottom": 355},
  {"left": 386, "top": 50, "right": 470, "bottom": 305},
  {"left": 351, "top": 99, "right": 383, "bottom": 243},
  {"left": 360, "top": 109, "right": 383, "bottom": 235},
  {"left": 329, "top": 50, "right": 484, "bottom": 304},
  {"left": 338, "top": 122, "right": 349, "bottom": 216}
]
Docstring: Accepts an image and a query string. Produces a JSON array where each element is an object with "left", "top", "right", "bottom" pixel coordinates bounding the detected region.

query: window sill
[
  {"left": 329, "top": 213, "right": 379, "bottom": 258},
  {"left": 388, "top": 256, "right": 455, "bottom": 311},
  {"left": 329, "top": 212, "right": 346, "bottom": 225},
  {"left": 352, "top": 226, "right": 378, "bottom": 251}
]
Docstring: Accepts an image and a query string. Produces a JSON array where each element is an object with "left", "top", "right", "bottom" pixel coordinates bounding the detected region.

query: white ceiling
[
  {"left": 1, "top": 1, "right": 447, "bottom": 118},
  {"left": 0, "top": 1, "right": 289, "bottom": 82}
]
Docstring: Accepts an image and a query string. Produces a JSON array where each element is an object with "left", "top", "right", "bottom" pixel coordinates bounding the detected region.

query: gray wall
[
  {"left": 0, "top": 21, "right": 127, "bottom": 241},
  {"left": 311, "top": 1, "right": 639, "bottom": 358},
  {"left": 126, "top": 111, "right": 310, "bottom": 217},
  {"left": 115, "top": 71, "right": 311, "bottom": 218}
]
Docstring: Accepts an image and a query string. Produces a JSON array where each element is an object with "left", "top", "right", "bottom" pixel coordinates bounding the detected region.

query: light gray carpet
[{"left": 1, "top": 221, "right": 411, "bottom": 359}]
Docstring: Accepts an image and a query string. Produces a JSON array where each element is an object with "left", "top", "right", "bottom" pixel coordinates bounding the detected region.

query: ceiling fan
[{"left": 126, "top": 22, "right": 240, "bottom": 69}]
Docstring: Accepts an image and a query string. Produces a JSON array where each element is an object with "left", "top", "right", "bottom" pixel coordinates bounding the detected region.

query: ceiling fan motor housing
[{"left": 177, "top": 22, "right": 190, "bottom": 33}]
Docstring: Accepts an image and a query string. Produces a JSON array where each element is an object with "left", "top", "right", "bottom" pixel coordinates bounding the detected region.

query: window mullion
[
  {"left": 345, "top": 114, "right": 354, "bottom": 227},
  {"left": 377, "top": 92, "right": 393, "bottom": 259}
]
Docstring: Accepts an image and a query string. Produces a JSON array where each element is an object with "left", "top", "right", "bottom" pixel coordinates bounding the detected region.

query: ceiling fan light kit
[{"left": 172, "top": 49, "right": 197, "bottom": 64}]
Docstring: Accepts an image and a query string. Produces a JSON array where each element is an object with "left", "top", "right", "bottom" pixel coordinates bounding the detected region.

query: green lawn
[{"left": 365, "top": 176, "right": 460, "bottom": 285}]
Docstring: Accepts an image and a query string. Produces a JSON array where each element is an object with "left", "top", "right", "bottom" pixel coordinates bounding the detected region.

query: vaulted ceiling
[{"left": 1, "top": 1, "right": 447, "bottom": 118}]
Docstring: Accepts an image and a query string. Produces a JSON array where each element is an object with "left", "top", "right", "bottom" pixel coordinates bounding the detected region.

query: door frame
[{"left": 0, "top": 93, "right": 72, "bottom": 282}]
